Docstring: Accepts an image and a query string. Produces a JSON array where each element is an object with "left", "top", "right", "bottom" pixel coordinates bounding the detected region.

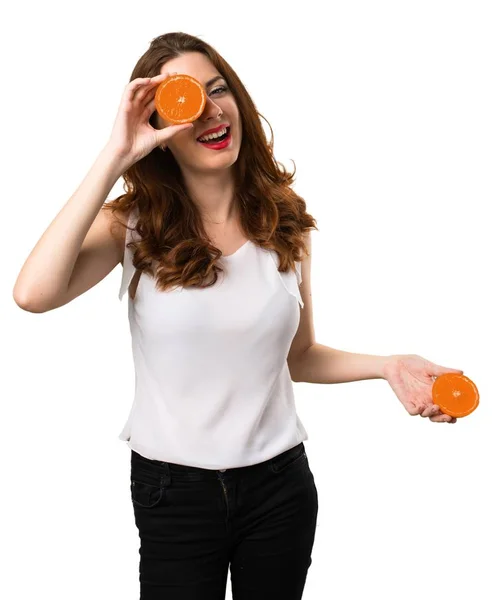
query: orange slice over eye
[
  {"left": 154, "top": 74, "right": 207, "bottom": 124},
  {"left": 432, "top": 373, "right": 479, "bottom": 418}
]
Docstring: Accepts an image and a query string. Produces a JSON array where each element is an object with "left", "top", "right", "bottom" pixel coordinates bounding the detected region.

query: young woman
[
  {"left": 14, "top": 32, "right": 320, "bottom": 599},
  {"left": 13, "top": 31, "right": 459, "bottom": 600}
]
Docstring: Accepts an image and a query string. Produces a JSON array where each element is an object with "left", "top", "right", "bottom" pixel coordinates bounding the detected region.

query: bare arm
[
  {"left": 13, "top": 72, "right": 194, "bottom": 313},
  {"left": 12, "top": 146, "right": 129, "bottom": 313}
]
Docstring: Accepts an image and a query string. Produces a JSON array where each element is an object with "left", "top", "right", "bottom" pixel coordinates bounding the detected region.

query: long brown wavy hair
[{"left": 104, "top": 32, "right": 318, "bottom": 292}]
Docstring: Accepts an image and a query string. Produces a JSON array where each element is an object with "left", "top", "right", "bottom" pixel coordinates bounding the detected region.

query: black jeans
[{"left": 129, "top": 442, "right": 319, "bottom": 599}]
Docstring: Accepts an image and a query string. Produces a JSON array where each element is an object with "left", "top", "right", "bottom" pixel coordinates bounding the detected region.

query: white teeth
[{"left": 198, "top": 127, "right": 228, "bottom": 142}]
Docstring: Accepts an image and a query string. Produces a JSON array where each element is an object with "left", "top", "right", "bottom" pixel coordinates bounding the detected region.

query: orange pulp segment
[
  {"left": 154, "top": 74, "right": 207, "bottom": 124},
  {"left": 432, "top": 373, "right": 479, "bottom": 418}
]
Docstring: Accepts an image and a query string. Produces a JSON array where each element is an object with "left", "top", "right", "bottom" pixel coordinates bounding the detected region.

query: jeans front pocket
[
  {"left": 268, "top": 443, "right": 307, "bottom": 474},
  {"left": 130, "top": 451, "right": 171, "bottom": 509},
  {"left": 130, "top": 479, "right": 164, "bottom": 508}
]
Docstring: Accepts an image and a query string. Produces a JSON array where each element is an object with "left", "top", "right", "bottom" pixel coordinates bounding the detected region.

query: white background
[{"left": 3, "top": 1, "right": 498, "bottom": 598}]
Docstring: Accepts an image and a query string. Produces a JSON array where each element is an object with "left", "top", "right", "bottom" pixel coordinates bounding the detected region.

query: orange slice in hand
[
  {"left": 432, "top": 373, "right": 479, "bottom": 418},
  {"left": 154, "top": 74, "right": 207, "bottom": 124}
]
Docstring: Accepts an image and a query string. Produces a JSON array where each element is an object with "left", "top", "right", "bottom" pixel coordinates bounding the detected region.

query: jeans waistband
[{"left": 131, "top": 442, "right": 305, "bottom": 479}]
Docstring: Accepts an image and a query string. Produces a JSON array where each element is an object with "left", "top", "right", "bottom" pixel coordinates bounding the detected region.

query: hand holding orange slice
[
  {"left": 432, "top": 373, "right": 479, "bottom": 417},
  {"left": 154, "top": 74, "right": 207, "bottom": 125}
]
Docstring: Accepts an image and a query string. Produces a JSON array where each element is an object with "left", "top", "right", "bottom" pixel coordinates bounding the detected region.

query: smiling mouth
[{"left": 197, "top": 126, "right": 231, "bottom": 144}]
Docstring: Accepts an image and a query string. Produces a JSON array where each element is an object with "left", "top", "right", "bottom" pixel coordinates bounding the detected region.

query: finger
[
  {"left": 435, "top": 406, "right": 457, "bottom": 423},
  {"left": 126, "top": 77, "right": 151, "bottom": 98},
  {"left": 142, "top": 72, "right": 170, "bottom": 90},
  {"left": 127, "top": 77, "right": 151, "bottom": 89},
  {"left": 155, "top": 124, "right": 194, "bottom": 150},
  {"left": 429, "top": 414, "right": 446, "bottom": 422},
  {"left": 146, "top": 71, "right": 177, "bottom": 92},
  {"left": 120, "top": 77, "right": 152, "bottom": 111},
  {"left": 128, "top": 72, "right": 174, "bottom": 105},
  {"left": 145, "top": 96, "right": 159, "bottom": 120},
  {"left": 138, "top": 85, "right": 158, "bottom": 107},
  {"left": 142, "top": 72, "right": 181, "bottom": 115},
  {"left": 421, "top": 404, "right": 439, "bottom": 417},
  {"left": 421, "top": 404, "right": 439, "bottom": 418},
  {"left": 159, "top": 123, "right": 194, "bottom": 142},
  {"left": 134, "top": 73, "right": 169, "bottom": 103},
  {"left": 429, "top": 413, "right": 454, "bottom": 423}
]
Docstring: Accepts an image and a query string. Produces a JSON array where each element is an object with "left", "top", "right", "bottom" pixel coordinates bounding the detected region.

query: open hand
[{"left": 382, "top": 354, "right": 463, "bottom": 423}]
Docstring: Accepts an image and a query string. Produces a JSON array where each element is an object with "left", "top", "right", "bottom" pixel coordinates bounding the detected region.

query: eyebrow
[{"left": 205, "top": 76, "right": 225, "bottom": 87}]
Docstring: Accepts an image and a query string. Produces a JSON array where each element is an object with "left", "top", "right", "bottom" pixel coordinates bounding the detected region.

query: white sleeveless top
[{"left": 117, "top": 208, "right": 308, "bottom": 469}]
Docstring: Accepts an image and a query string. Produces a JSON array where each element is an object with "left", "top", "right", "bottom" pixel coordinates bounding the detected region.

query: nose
[{"left": 200, "top": 95, "right": 223, "bottom": 121}]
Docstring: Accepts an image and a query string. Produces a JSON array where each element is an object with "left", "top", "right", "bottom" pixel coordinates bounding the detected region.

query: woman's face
[{"left": 155, "top": 52, "right": 242, "bottom": 173}]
